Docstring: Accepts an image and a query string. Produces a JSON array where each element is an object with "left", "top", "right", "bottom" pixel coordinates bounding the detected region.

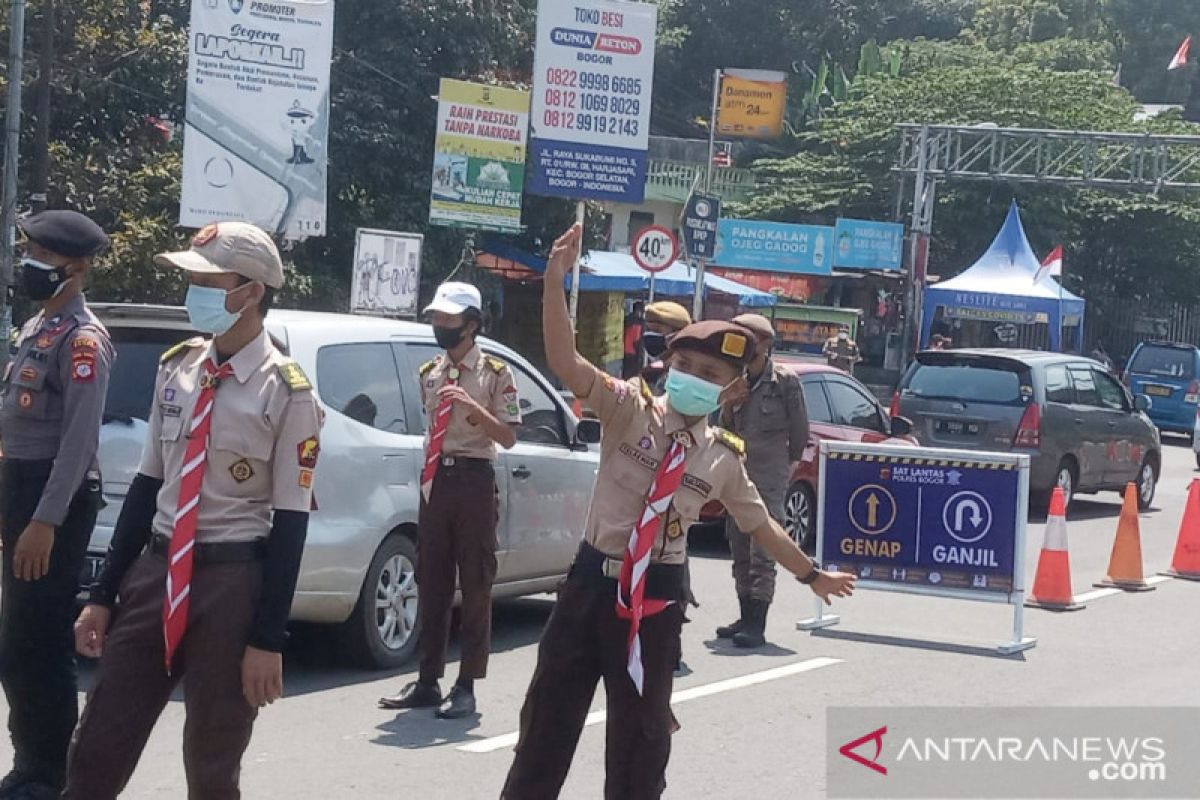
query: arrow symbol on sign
[
  {"left": 866, "top": 493, "right": 880, "bottom": 528},
  {"left": 954, "top": 498, "right": 983, "bottom": 530}
]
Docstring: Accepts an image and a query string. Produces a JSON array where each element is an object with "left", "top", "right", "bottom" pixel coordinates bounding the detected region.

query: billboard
[
  {"left": 528, "top": 0, "right": 658, "bottom": 203},
  {"left": 833, "top": 219, "right": 905, "bottom": 271},
  {"left": 351, "top": 229, "right": 422, "bottom": 318},
  {"left": 716, "top": 69, "right": 788, "bottom": 139},
  {"left": 430, "top": 79, "right": 531, "bottom": 234},
  {"left": 180, "top": 0, "right": 335, "bottom": 241},
  {"left": 715, "top": 219, "right": 833, "bottom": 275}
]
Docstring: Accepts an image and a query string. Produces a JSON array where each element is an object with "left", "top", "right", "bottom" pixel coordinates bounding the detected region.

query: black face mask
[
  {"left": 433, "top": 324, "right": 467, "bottom": 350},
  {"left": 642, "top": 332, "right": 667, "bottom": 358},
  {"left": 20, "top": 258, "right": 70, "bottom": 302}
]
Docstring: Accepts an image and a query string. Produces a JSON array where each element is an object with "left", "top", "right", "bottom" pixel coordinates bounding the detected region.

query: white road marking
[
  {"left": 458, "top": 656, "right": 842, "bottom": 754},
  {"left": 1072, "top": 574, "right": 1172, "bottom": 604}
]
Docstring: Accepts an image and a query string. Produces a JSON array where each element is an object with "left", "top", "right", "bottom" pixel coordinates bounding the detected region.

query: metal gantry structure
[{"left": 893, "top": 123, "right": 1200, "bottom": 365}]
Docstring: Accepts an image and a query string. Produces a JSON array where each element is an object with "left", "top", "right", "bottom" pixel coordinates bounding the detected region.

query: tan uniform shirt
[
  {"left": 823, "top": 337, "right": 860, "bottom": 371},
  {"left": 139, "top": 330, "right": 323, "bottom": 544},
  {"left": 419, "top": 345, "right": 521, "bottom": 461},
  {"left": 583, "top": 371, "right": 770, "bottom": 565}
]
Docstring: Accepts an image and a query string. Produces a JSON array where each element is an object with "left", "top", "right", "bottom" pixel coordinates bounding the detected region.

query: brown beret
[
  {"left": 644, "top": 301, "right": 692, "bottom": 332},
  {"left": 732, "top": 313, "right": 775, "bottom": 340},
  {"left": 668, "top": 320, "right": 756, "bottom": 367}
]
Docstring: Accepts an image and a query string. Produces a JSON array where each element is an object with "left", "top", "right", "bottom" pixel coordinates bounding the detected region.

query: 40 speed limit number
[{"left": 632, "top": 225, "right": 679, "bottom": 273}]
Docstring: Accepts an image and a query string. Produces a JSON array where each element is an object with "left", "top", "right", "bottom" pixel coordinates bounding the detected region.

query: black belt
[
  {"left": 150, "top": 534, "right": 266, "bottom": 564},
  {"left": 438, "top": 456, "right": 493, "bottom": 470},
  {"left": 569, "top": 542, "right": 684, "bottom": 602}
]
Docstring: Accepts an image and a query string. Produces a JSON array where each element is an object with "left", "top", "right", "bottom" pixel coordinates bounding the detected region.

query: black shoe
[
  {"left": 378, "top": 680, "right": 442, "bottom": 710},
  {"left": 0, "top": 771, "right": 28, "bottom": 799},
  {"left": 436, "top": 685, "right": 477, "bottom": 719},
  {"left": 716, "top": 596, "right": 750, "bottom": 639},
  {"left": 732, "top": 600, "right": 770, "bottom": 649}
]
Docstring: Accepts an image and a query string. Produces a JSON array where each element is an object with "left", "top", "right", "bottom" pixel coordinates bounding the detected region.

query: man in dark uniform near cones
[
  {"left": 0, "top": 211, "right": 113, "bottom": 800},
  {"left": 499, "top": 224, "right": 855, "bottom": 800},
  {"left": 379, "top": 282, "right": 521, "bottom": 720}
]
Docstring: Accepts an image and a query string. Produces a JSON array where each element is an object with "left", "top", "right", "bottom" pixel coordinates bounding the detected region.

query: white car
[{"left": 91, "top": 304, "right": 601, "bottom": 668}]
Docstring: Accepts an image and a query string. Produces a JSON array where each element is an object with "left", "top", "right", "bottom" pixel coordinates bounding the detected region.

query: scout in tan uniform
[
  {"left": 639, "top": 301, "right": 691, "bottom": 393},
  {"left": 379, "top": 282, "right": 520, "bottom": 720},
  {"left": 500, "top": 224, "right": 855, "bottom": 800},
  {"left": 64, "top": 222, "right": 322, "bottom": 799},
  {"left": 823, "top": 324, "right": 862, "bottom": 373},
  {"left": 0, "top": 211, "right": 112, "bottom": 800}
]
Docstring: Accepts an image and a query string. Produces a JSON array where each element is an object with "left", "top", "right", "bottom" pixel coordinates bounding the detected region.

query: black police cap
[{"left": 17, "top": 210, "right": 109, "bottom": 258}]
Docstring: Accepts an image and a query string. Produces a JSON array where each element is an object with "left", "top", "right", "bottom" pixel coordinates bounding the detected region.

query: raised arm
[{"left": 542, "top": 224, "right": 598, "bottom": 399}]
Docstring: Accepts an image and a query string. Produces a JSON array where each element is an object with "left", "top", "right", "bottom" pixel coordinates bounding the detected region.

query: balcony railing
[{"left": 644, "top": 159, "right": 756, "bottom": 204}]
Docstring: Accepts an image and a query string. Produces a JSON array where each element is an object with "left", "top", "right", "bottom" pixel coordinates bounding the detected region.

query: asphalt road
[{"left": 2, "top": 439, "right": 1198, "bottom": 798}]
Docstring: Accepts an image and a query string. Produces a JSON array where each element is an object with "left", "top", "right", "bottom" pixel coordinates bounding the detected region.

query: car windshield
[
  {"left": 905, "top": 360, "right": 1025, "bottom": 405},
  {"left": 1128, "top": 346, "right": 1195, "bottom": 380},
  {"left": 105, "top": 327, "right": 196, "bottom": 422}
]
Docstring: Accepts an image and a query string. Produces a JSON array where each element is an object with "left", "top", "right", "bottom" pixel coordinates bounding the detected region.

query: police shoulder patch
[
  {"left": 159, "top": 337, "right": 205, "bottom": 365},
  {"left": 278, "top": 361, "right": 312, "bottom": 393},
  {"left": 419, "top": 357, "right": 441, "bottom": 378},
  {"left": 485, "top": 356, "right": 507, "bottom": 375},
  {"left": 713, "top": 427, "right": 746, "bottom": 456}
]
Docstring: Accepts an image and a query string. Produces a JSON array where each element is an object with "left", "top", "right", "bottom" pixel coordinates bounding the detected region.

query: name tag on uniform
[{"left": 161, "top": 404, "right": 182, "bottom": 418}]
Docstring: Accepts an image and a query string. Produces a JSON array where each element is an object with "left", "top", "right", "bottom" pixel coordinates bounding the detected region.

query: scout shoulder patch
[
  {"left": 713, "top": 427, "right": 745, "bottom": 456},
  {"left": 278, "top": 361, "right": 312, "bottom": 393},
  {"left": 485, "top": 356, "right": 507, "bottom": 374},
  {"left": 419, "top": 357, "right": 441, "bottom": 378},
  {"left": 160, "top": 337, "right": 205, "bottom": 365}
]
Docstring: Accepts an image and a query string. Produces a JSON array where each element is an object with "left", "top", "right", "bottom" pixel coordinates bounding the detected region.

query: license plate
[
  {"left": 935, "top": 420, "right": 980, "bottom": 436},
  {"left": 1145, "top": 385, "right": 1173, "bottom": 397}
]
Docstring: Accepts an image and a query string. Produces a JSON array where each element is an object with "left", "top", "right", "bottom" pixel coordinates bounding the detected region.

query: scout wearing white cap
[
  {"left": 154, "top": 221, "right": 285, "bottom": 289},
  {"left": 424, "top": 282, "right": 483, "bottom": 316}
]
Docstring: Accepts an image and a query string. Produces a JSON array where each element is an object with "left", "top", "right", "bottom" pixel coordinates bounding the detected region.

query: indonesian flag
[
  {"left": 1169, "top": 36, "right": 1192, "bottom": 71},
  {"left": 1035, "top": 245, "right": 1063, "bottom": 283}
]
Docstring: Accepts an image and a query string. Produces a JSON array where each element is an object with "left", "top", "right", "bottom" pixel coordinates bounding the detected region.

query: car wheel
[
  {"left": 1136, "top": 457, "right": 1157, "bottom": 512},
  {"left": 1053, "top": 460, "right": 1076, "bottom": 512},
  {"left": 784, "top": 483, "right": 816, "bottom": 555},
  {"left": 341, "top": 533, "right": 420, "bottom": 670}
]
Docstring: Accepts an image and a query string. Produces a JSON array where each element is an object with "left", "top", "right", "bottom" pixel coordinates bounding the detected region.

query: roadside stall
[{"left": 921, "top": 202, "right": 1084, "bottom": 353}]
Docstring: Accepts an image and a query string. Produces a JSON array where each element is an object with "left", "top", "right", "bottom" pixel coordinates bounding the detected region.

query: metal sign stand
[{"left": 797, "top": 442, "right": 1037, "bottom": 655}]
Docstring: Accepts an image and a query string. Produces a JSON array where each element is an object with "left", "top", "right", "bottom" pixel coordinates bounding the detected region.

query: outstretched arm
[{"left": 542, "top": 224, "right": 598, "bottom": 399}]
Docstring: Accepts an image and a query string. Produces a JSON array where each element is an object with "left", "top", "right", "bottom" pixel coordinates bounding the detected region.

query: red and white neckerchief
[
  {"left": 616, "top": 428, "right": 692, "bottom": 695},
  {"left": 420, "top": 361, "right": 461, "bottom": 502},
  {"left": 163, "top": 358, "right": 232, "bottom": 674}
]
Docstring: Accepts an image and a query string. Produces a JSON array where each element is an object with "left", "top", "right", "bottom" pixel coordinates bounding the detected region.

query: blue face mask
[
  {"left": 664, "top": 368, "right": 725, "bottom": 418},
  {"left": 185, "top": 284, "right": 245, "bottom": 336}
]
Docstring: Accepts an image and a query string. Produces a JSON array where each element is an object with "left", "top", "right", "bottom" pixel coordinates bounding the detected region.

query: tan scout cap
[
  {"left": 732, "top": 313, "right": 775, "bottom": 340},
  {"left": 155, "top": 221, "right": 285, "bottom": 289},
  {"left": 644, "top": 301, "right": 692, "bottom": 332}
]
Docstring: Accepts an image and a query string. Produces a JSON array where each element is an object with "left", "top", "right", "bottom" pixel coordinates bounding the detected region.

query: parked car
[
  {"left": 1122, "top": 340, "right": 1200, "bottom": 436},
  {"left": 90, "top": 304, "right": 601, "bottom": 669},
  {"left": 896, "top": 349, "right": 1160, "bottom": 511},
  {"left": 1192, "top": 406, "right": 1200, "bottom": 469},
  {"left": 697, "top": 363, "right": 917, "bottom": 552}
]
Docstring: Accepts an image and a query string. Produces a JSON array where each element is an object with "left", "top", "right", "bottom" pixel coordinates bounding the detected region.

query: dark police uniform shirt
[{"left": 0, "top": 294, "right": 113, "bottom": 525}]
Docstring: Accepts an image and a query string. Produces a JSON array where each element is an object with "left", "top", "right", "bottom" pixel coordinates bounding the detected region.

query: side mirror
[
  {"left": 1134, "top": 394, "right": 1152, "bottom": 413},
  {"left": 575, "top": 417, "right": 602, "bottom": 445},
  {"left": 889, "top": 415, "right": 914, "bottom": 438}
]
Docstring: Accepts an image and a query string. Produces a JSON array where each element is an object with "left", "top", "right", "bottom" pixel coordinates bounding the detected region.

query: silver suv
[{"left": 91, "top": 304, "right": 601, "bottom": 668}]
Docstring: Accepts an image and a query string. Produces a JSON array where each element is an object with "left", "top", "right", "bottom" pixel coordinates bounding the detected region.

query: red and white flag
[
  {"left": 1035, "top": 245, "right": 1063, "bottom": 283},
  {"left": 712, "top": 142, "right": 733, "bottom": 168},
  {"left": 1169, "top": 36, "right": 1192, "bottom": 71}
]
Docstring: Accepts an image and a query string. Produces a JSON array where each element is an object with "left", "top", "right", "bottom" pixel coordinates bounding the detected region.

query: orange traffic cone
[
  {"left": 1094, "top": 483, "right": 1156, "bottom": 592},
  {"left": 1161, "top": 478, "right": 1200, "bottom": 581},
  {"left": 1026, "top": 487, "right": 1085, "bottom": 610}
]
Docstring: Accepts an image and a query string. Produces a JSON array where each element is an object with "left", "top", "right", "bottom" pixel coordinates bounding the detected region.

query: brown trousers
[
  {"left": 501, "top": 576, "right": 684, "bottom": 800},
  {"left": 63, "top": 552, "right": 262, "bottom": 800},
  {"left": 417, "top": 461, "right": 498, "bottom": 683}
]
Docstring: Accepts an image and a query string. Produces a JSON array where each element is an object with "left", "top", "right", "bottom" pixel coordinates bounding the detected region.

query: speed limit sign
[{"left": 632, "top": 225, "right": 679, "bottom": 274}]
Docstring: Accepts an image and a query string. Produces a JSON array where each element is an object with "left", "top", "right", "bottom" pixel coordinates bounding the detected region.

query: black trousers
[{"left": 0, "top": 459, "right": 99, "bottom": 788}]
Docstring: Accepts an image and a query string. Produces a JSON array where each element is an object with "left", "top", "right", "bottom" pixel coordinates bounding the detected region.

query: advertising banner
[
  {"left": 430, "top": 79, "right": 531, "bottom": 234},
  {"left": 716, "top": 69, "right": 788, "bottom": 139},
  {"left": 715, "top": 219, "right": 833, "bottom": 275},
  {"left": 351, "top": 229, "right": 423, "bottom": 318},
  {"left": 528, "top": 0, "right": 657, "bottom": 203},
  {"left": 833, "top": 218, "right": 905, "bottom": 271},
  {"left": 180, "top": 0, "right": 334, "bottom": 241}
]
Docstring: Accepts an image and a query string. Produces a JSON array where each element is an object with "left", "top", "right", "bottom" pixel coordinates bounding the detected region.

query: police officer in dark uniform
[{"left": 0, "top": 210, "right": 113, "bottom": 799}]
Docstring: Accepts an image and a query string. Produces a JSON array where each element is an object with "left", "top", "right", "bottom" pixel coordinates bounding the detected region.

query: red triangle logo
[{"left": 839, "top": 726, "right": 888, "bottom": 776}]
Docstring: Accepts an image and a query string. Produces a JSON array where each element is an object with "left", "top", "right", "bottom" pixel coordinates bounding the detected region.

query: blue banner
[
  {"left": 528, "top": 138, "right": 649, "bottom": 204},
  {"left": 715, "top": 219, "right": 833, "bottom": 275},
  {"left": 833, "top": 219, "right": 905, "bottom": 271},
  {"left": 820, "top": 447, "right": 1022, "bottom": 596}
]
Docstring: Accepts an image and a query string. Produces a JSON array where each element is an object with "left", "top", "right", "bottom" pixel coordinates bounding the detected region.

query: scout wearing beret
[
  {"left": 714, "top": 314, "right": 810, "bottom": 649},
  {"left": 0, "top": 210, "right": 113, "bottom": 800},
  {"left": 378, "top": 282, "right": 521, "bottom": 720},
  {"left": 64, "top": 221, "right": 323, "bottom": 799},
  {"left": 500, "top": 225, "right": 855, "bottom": 800},
  {"left": 640, "top": 301, "right": 692, "bottom": 395}
]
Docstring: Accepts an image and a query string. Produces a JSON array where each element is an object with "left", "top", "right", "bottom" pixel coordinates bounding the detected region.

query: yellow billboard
[{"left": 716, "top": 69, "right": 788, "bottom": 140}]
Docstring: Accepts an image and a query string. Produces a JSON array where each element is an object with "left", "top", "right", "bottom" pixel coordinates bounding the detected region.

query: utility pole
[
  {"left": 0, "top": 0, "right": 28, "bottom": 373},
  {"left": 30, "top": 0, "right": 53, "bottom": 213},
  {"left": 690, "top": 68, "right": 721, "bottom": 323}
]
